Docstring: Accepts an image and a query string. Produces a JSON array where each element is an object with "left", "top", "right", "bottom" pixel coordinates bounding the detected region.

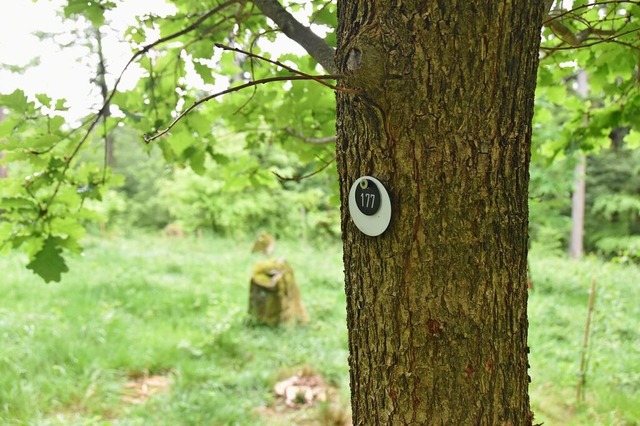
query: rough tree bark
[{"left": 335, "top": 1, "right": 545, "bottom": 423}]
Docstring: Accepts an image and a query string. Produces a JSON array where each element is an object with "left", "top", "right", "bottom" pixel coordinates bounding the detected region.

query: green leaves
[
  {"left": 626, "top": 130, "right": 640, "bottom": 149},
  {"left": 63, "top": 0, "right": 116, "bottom": 26},
  {"left": 0, "top": 0, "right": 336, "bottom": 283},
  {"left": 0, "top": 90, "right": 32, "bottom": 114},
  {"left": 0, "top": 87, "right": 115, "bottom": 283},
  {"left": 536, "top": 1, "right": 640, "bottom": 158},
  {"left": 193, "top": 60, "right": 216, "bottom": 85},
  {"left": 26, "top": 237, "right": 69, "bottom": 283}
]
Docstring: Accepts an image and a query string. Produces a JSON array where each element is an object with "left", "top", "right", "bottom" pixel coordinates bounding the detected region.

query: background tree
[
  {"left": 534, "top": 0, "right": 640, "bottom": 259},
  {"left": 586, "top": 144, "right": 640, "bottom": 260},
  {"left": 0, "top": 108, "right": 6, "bottom": 178},
  {"left": 569, "top": 70, "right": 589, "bottom": 259}
]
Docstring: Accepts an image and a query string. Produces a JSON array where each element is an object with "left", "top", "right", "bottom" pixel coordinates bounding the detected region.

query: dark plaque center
[{"left": 355, "top": 179, "right": 381, "bottom": 215}]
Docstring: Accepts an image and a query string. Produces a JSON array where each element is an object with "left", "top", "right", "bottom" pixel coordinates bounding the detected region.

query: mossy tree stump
[
  {"left": 248, "top": 259, "right": 308, "bottom": 326},
  {"left": 251, "top": 231, "right": 275, "bottom": 255}
]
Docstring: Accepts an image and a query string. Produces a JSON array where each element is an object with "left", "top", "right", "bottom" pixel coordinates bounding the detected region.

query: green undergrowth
[
  {"left": 0, "top": 235, "right": 638, "bottom": 424},
  {"left": 0, "top": 234, "right": 348, "bottom": 425},
  {"left": 529, "top": 251, "right": 640, "bottom": 425}
]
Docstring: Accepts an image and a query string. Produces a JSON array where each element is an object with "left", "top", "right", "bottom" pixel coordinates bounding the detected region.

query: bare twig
[
  {"left": 544, "top": 1, "right": 640, "bottom": 25},
  {"left": 541, "top": 27, "right": 640, "bottom": 51},
  {"left": 228, "top": 28, "right": 281, "bottom": 115},
  {"left": 215, "top": 43, "right": 344, "bottom": 92},
  {"left": 273, "top": 156, "right": 335, "bottom": 181},
  {"left": 283, "top": 127, "right": 336, "bottom": 144},
  {"left": 577, "top": 278, "right": 598, "bottom": 404}
]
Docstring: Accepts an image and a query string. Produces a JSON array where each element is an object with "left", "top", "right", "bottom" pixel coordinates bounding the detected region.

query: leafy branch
[
  {"left": 0, "top": 2, "right": 250, "bottom": 282},
  {"left": 143, "top": 42, "right": 360, "bottom": 143},
  {"left": 38, "top": 1, "right": 242, "bottom": 214},
  {"left": 5, "top": 0, "right": 343, "bottom": 282},
  {"left": 544, "top": 0, "right": 640, "bottom": 25},
  {"left": 143, "top": 74, "right": 342, "bottom": 143},
  {"left": 214, "top": 43, "right": 346, "bottom": 91},
  {"left": 35, "top": 0, "right": 339, "bottom": 204},
  {"left": 541, "top": 27, "right": 640, "bottom": 51},
  {"left": 541, "top": 0, "right": 640, "bottom": 57}
]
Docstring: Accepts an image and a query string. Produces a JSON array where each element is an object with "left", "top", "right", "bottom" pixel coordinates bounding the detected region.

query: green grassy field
[
  {"left": 1, "top": 235, "right": 638, "bottom": 425},
  {"left": 529, "top": 250, "right": 640, "bottom": 425}
]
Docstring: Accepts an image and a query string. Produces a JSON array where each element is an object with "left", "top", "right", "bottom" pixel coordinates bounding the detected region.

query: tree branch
[
  {"left": 35, "top": 2, "right": 241, "bottom": 215},
  {"left": 273, "top": 156, "right": 335, "bottom": 181},
  {"left": 283, "top": 127, "right": 336, "bottom": 144},
  {"left": 544, "top": 0, "right": 640, "bottom": 24},
  {"left": 144, "top": 74, "right": 341, "bottom": 143},
  {"left": 215, "top": 43, "right": 345, "bottom": 91},
  {"left": 540, "top": 27, "right": 640, "bottom": 51},
  {"left": 252, "top": 0, "right": 337, "bottom": 73},
  {"left": 544, "top": 0, "right": 555, "bottom": 15}
]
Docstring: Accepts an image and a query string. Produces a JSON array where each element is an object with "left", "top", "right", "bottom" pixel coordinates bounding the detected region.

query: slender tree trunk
[
  {"left": 335, "top": 1, "right": 545, "bottom": 423},
  {"left": 0, "top": 153, "right": 6, "bottom": 179},
  {"left": 569, "top": 155, "right": 586, "bottom": 259},
  {"left": 95, "top": 28, "right": 116, "bottom": 167},
  {"left": 569, "top": 70, "right": 589, "bottom": 259},
  {"left": 0, "top": 108, "right": 6, "bottom": 178}
]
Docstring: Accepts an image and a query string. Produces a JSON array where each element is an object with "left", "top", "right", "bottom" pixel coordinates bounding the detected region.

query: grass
[
  {"left": 1, "top": 235, "right": 349, "bottom": 425},
  {"left": 528, "top": 250, "right": 640, "bottom": 425},
  {"left": 0, "top": 234, "right": 638, "bottom": 425}
]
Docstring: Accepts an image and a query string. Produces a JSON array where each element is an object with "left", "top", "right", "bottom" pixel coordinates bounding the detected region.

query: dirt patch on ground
[
  {"left": 121, "top": 373, "right": 171, "bottom": 405},
  {"left": 257, "top": 368, "right": 351, "bottom": 425}
]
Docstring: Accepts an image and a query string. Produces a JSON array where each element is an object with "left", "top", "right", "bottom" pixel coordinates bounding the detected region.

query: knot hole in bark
[{"left": 346, "top": 48, "right": 362, "bottom": 72}]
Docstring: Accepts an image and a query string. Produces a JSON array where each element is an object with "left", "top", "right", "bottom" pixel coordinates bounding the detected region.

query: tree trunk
[
  {"left": 335, "top": 1, "right": 545, "bottom": 424},
  {"left": 569, "top": 155, "right": 586, "bottom": 259},
  {"left": 0, "top": 152, "right": 6, "bottom": 179},
  {"left": 95, "top": 28, "right": 116, "bottom": 167},
  {"left": 569, "top": 70, "right": 589, "bottom": 259},
  {"left": 0, "top": 109, "right": 6, "bottom": 178}
]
